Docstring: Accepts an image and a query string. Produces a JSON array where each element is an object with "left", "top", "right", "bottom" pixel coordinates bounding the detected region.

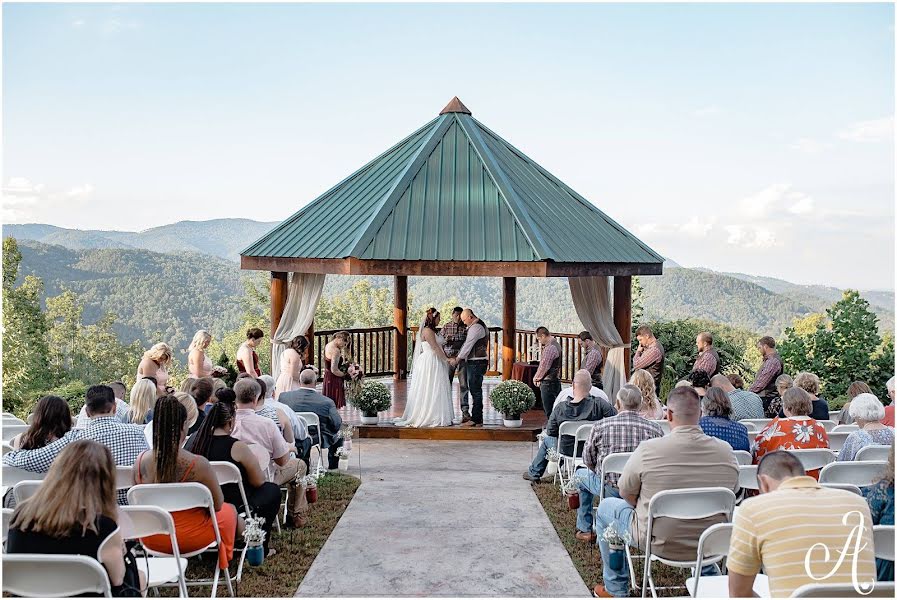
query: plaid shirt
[
  {"left": 440, "top": 320, "right": 467, "bottom": 358},
  {"left": 77, "top": 399, "right": 130, "bottom": 428},
  {"left": 583, "top": 344, "right": 603, "bottom": 375},
  {"left": 749, "top": 351, "right": 783, "bottom": 394},
  {"left": 534, "top": 340, "right": 561, "bottom": 381},
  {"left": 633, "top": 340, "right": 664, "bottom": 371},
  {"left": 582, "top": 411, "right": 664, "bottom": 487},
  {"left": 692, "top": 348, "right": 719, "bottom": 376},
  {"left": 728, "top": 389, "right": 765, "bottom": 421}
]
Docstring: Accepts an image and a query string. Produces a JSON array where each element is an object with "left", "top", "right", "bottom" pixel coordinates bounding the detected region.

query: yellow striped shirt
[{"left": 727, "top": 476, "right": 877, "bottom": 598}]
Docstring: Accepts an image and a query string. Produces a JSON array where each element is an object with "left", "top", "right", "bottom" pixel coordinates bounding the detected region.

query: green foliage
[
  {"left": 779, "top": 291, "right": 896, "bottom": 399},
  {"left": 315, "top": 280, "right": 394, "bottom": 330},
  {"left": 489, "top": 380, "right": 537, "bottom": 417},
  {"left": 41, "top": 380, "right": 89, "bottom": 417},
  {"left": 350, "top": 381, "right": 392, "bottom": 415},
  {"left": 216, "top": 351, "right": 239, "bottom": 387}
]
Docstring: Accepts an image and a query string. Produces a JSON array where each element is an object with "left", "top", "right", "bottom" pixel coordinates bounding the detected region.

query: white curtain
[
  {"left": 568, "top": 276, "right": 628, "bottom": 400},
  {"left": 271, "top": 273, "right": 326, "bottom": 380}
]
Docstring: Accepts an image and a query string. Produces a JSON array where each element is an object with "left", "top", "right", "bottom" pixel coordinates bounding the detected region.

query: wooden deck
[{"left": 333, "top": 378, "right": 547, "bottom": 442}]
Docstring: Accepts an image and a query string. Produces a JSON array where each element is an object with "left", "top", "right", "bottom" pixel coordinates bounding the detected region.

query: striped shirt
[
  {"left": 728, "top": 476, "right": 877, "bottom": 598},
  {"left": 728, "top": 389, "right": 765, "bottom": 421}
]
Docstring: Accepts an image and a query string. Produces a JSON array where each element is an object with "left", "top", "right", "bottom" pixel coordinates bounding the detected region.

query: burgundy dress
[
  {"left": 323, "top": 355, "right": 346, "bottom": 410},
  {"left": 237, "top": 347, "right": 261, "bottom": 377}
]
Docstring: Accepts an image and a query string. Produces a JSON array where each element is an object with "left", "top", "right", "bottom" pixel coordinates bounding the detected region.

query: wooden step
[{"left": 355, "top": 423, "right": 540, "bottom": 442}]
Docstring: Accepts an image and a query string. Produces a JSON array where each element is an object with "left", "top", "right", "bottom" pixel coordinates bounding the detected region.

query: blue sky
[{"left": 3, "top": 3, "right": 894, "bottom": 289}]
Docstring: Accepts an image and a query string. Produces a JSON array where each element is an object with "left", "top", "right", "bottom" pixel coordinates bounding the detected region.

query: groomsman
[
  {"left": 692, "top": 331, "right": 719, "bottom": 377},
  {"left": 578, "top": 331, "right": 604, "bottom": 389},
  {"left": 442, "top": 307, "right": 469, "bottom": 420},
  {"left": 533, "top": 326, "right": 563, "bottom": 417}
]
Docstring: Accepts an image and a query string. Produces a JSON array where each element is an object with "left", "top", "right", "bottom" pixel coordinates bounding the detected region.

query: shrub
[
  {"left": 349, "top": 380, "right": 392, "bottom": 415},
  {"left": 490, "top": 380, "right": 536, "bottom": 418},
  {"left": 37, "top": 380, "right": 89, "bottom": 418}
]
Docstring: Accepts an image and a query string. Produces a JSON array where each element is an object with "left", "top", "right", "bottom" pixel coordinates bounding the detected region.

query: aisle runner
[{"left": 296, "top": 440, "right": 590, "bottom": 597}]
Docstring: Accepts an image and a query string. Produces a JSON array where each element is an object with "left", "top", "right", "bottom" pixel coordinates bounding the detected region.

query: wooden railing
[
  {"left": 514, "top": 330, "right": 600, "bottom": 383},
  {"left": 314, "top": 326, "right": 395, "bottom": 379}
]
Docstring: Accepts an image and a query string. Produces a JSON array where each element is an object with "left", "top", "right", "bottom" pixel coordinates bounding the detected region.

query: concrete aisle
[{"left": 296, "top": 439, "right": 590, "bottom": 597}]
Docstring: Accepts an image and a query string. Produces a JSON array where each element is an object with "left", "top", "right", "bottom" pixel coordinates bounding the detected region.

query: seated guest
[
  {"left": 187, "top": 402, "right": 281, "bottom": 556},
  {"left": 709, "top": 374, "right": 764, "bottom": 421},
  {"left": 134, "top": 396, "right": 239, "bottom": 570},
  {"left": 11, "top": 395, "right": 71, "bottom": 450},
  {"left": 555, "top": 383, "right": 610, "bottom": 404},
  {"left": 574, "top": 385, "right": 663, "bottom": 542},
  {"left": 839, "top": 381, "right": 873, "bottom": 425},
  {"left": 727, "top": 373, "right": 745, "bottom": 390},
  {"left": 190, "top": 377, "right": 216, "bottom": 429},
  {"left": 686, "top": 369, "right": 710, "bottom": 398},
  {"left": 231, "top": 378, "right": 307, "bottom": 527},
  {"left": 754, "top": 387, "right": 828, "bottom": 476},
  {"left": 77, "top": 381, "right": 130, "bottom": 427},
  {"left": 523, "top": 370, "right": 616, "bottom": 483},
  {"left": 578, "top": 331, "right": 604, "bottom": 389},
  {"left": 214, "top": 387, "right": 236, "bottom": 409},
  {"left": 7, "top": 440, "right": 145, "bottom": 595},
  {"left": 630, "top": 369, "right": 664, "bottom": 420},
  {"left": 253, "top": 376, "right": 296, "bottom": 446},
  {"left": 280, "top": 367, "right": 345, "bottom": 470},
  {"left": 766, "top": 373, "right": 793, "bottom": 418},
  {"left": 178, "top": 377, "right": 198, "bottom": 394},
  {"left": 260, "top": 373, "right": 311, "bottom": 465},
  {"left": 128, "top": 377, "right": 157, "bottom": 425},
  {"left": 778, "top": 372, "right": 829, "bottom": 421},
  {"left": 728, "top": 450, "right": 877, "bottom": 597},
  {"left": 838, "top": 393, "right": 894, "bottom": 461},
  {"left": 632, "top": 325, "right": 664, "bottom": 394},
  {"left": 699, "top": 388, "right": 750, "bottom": 451},
  {"left": 863, "top": 444, "right": 894, "bottom": 581},
  {"left": 883, "top": 376, "right": 895, "bottom": 428},
  {"left": 144, "top": 391, "right": 200, "bottom": 447},
  {"left": 749, "top": 336, "right": 783, "bottom": 409},
  {"left": 592, "top": 387, "right": 738, "bottom": 598},
  {"left": 692, "top": 332, "right": 719, "bottom": 377}
]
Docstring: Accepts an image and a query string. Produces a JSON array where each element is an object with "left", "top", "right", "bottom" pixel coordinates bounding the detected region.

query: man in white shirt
[{"left": 77, "top": 380, "right": 130, "bottom": 427}]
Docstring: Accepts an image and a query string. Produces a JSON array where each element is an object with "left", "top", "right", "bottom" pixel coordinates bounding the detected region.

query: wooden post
[
  {"left": 613, "top": 275, "right": 632, "bottom": 378},
  {"left": 304, "top": 320, "right": 315, "bottom": 366},
  {"left": 502, "top": 277, "right": 516, "bottom": 381},
  {"left": 270, "top": 272, "right": 288, "bottom": 337},
  {"left": 394, "top": 275, "right": 408, "bottom": 380}
]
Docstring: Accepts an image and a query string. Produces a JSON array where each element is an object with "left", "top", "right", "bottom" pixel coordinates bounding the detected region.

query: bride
[{"left": 395, "top": 308, "right": 454, "bottom": 427}]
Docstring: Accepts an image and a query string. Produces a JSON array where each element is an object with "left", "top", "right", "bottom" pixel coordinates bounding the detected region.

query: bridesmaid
[
  {"left": 237, "top": 328, "right": 264, "bottom": 378},
  {"left": 137, "top": 342, "right": 173, "bottom": 396},
  {"left": 274, "top": 335, "right": 308, "bottom": 400},
  {"left": 322, "top": 331, "right": 350, "bottom": 410},
  {"left": 188, "top": 330, "right": 214, "bottom": 378}
]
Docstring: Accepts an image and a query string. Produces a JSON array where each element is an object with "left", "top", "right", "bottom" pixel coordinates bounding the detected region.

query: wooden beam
[
  {"left": 270, "top": 272, "right": 288, "bottom": 337},
  {"left": 502, "top": 277, "right": 516, "bottom": 380},
  {"left": 394, "top": 275, "right": 408, "bottom": 380},
  {"left": 613, "top": 275, "right": 632, "bottom": 378},
  {"left": 304, "top": 320, "right": 315, "bottom": 366}
]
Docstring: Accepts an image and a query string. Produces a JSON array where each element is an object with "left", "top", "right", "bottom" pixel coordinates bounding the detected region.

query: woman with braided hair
[{"left": 133, "top": 395, "right": 240, "bottom": 569}]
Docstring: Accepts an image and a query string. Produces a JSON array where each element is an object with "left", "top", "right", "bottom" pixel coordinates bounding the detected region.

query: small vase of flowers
[
  {"left": 600, "top": 522, "right": 632, "bottom": 570},
  {"left": 243, "top": 516, "right": 267, "bottom": 566},
  {"left": 489, "top": 380, "right": 536, "bottom": 428},
  {"left": 304, "top": 475, "right": 318, "bottom": 504},
  {"left": 563, "top": 477, "right": 581, "bottom": 510},
  {"left": 350, "top": 381, "right": 392, "bottom": 425},
  {"left": 336, "top": 446, "right": 351, "bottom": 471},
  {"left": 545, "top": 447, "right": 560, "bottom": 478}
]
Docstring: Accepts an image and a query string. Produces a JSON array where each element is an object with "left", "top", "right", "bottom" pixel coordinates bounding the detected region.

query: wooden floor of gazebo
[{"left": 329, "top": 378, "right": 546, "bottom": 442}]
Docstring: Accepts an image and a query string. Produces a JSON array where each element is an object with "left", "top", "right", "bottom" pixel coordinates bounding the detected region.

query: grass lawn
[
  {"left": 532, "top": 482, "right": 688, "bottom": 597},
  {"left": 161, "top": 472, "right": 360, "bottom": 598}
]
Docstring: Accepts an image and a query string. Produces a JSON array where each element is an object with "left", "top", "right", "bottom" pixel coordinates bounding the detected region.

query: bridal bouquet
[{"left": 345, "top": 363, "right": 365, "bottom": 402}]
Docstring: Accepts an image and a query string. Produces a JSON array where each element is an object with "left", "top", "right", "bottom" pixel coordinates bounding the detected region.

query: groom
[{"left": 449, "top": 308, "right": 488, "bottom": 427}]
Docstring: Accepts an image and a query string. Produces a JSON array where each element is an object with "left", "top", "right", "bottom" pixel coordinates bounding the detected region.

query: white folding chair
[
  {"left": 684, "top": 523, "right": 770, "bottom": 598},
  {"left": 732, "top": 450, "right": 752, "bottom": 466},
  {"left": 555, "top": 420, "right": 586, "bottom": 491},
  {"left": 789, "top": 448, "right": 837, "bottom": 472},
  {"left": 820, "top": 482, "right": 862, "bottom": 496},
  {"left": 737, "top": 465, "right": 759, "bottom": 494},
  {"left": 856, "top": 444, "right": 891, "bottom": 462},
  {"left": 873, "top": 525, "right": 895, "bottom": 562},
  {"left": 827, "top": 431, "right": 852, "bottom": 452},
  {"left": 571, "top": 423, "right": 597, "bottom": 470},
  {"left": 650, "top": 419, "right": 671, "bottom": 435},
  {"left": 832, "top": 424, "right": 859, "bottom": 433},
  {"left": 741, "top": 418, "right": 771, "bottom": 430},
  {"left": 741, "top": 422, "right": 760, "bottom": 434},
  {"left": 828, "top": 409, "right": 842, "bottom": 422},
  {"left": 638, "top": 487, "right": 737, "bottom": 598},
  {"left": 296, "top": 412, "right": 324, "bottom": 477},
  {"left": 2, "top": 441, "right": 14, "bottom": 456},
  {"left": 819, "top": 461, "right": 888, "bottom": 487},
  {"left": 598, "top": 452, "right": 633, "bottom": 503},
  {"left": 119, "top": 505, "right": 188, "bottom": 597},
  {"left": 816, "top": 420, "right": 837, "bottom": 432},
  {"left": 128, "top": 483, "right": 234, "bottom": 598},
  {"left": 2, "top": 415, "right": 25, "bottom": 426},
  {"left": 2, "top": 554, "right": 113, "bottom": 597},
  {"left": 2, "top": 507, "right": 13, "bottom": 546},
  {"left": 211, "top": 461, "right": 252, "bottom": 581},
  {"left": 2, "top": 466, "right": 46, "bottom": 488},
  {"left": 12, "top": 480, "right": 42, "bottom": 504},
  {"left": 1, "top": 424, "right": 28, "bottom": 442},
  {"left": 115, "top": 465, "right": 135, "bottom": 491},
  {"left": 791, "top": 582, "right": 895, "bottom": 597}
]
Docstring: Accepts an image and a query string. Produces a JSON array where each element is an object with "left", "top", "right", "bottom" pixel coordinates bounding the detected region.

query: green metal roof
[{"left": 243, "top": 98, "right": 663, "bottom": 265}]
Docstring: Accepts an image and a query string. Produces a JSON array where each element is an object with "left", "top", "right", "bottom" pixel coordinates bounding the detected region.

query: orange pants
[{"left": 142, "top": 503, "right": 237, "bottom": 569}]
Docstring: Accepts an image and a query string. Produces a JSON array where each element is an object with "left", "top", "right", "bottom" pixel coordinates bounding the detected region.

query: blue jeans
[
  {"left": 465, "top": 361, "right": 487, "bottom": 423},
  {"left": 528, "top": 435, "right": 557, "bottom": 478},
  {"left": 574, "top": 468, "right": 620, "bottom": 533}
]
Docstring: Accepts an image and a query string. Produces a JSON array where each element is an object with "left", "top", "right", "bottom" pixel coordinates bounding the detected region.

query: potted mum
[
  {"left": 350, "top": 380, "right": 392, "bottom": 425},
  {"left": 489, "top": 380, "right": 536, "bottom": 427},
  {"left": 600, "top": 522, "right": 632, "bottom": 570},
  {"left": 243, "top": 516, "right": 267, "bottom": 566}
]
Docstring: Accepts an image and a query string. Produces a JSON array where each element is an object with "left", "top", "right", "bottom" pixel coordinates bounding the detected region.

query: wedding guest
[
  {"left": 11, "top": 395, "right": 71, "bottom": 451},
  {"left": 77, "top": 381, "right": 130, "bottom": 427},
  {"left": 322, "top": 331, "right": 350, "bottom": 410},
  {"left": 7, "top": 440, "right": 145, "bottom": 595},
  {"left": 709, "top": 374, "right": 764, "bottom": 421},
  {"left": 214, "top": 387, "right": 236, "bottom": 408},
  {"left": 144, "top": 391, "right": 201, "bottom": 446},
  {"left": 727, "top": 373, "right": 745, "bottom": 389},
  {"left": 699, "top": 387, "right": 750, "bottom": 451},
  {"left": 883, "top": 377, "right": 895, "bottom": 428},
  {"left": 134, "top": 396, "right": 239, "bottom": 570},
  {"left": 574, "top": 384, "right": 663, "bottom": 541},
  {"left": 453, "top": 308, "right": 489, "bottom": 427},
  {"left": 633, "top": 325, "right": 665, "bottom": 394},
  {"left": 686, "top": 369, "right": 710, "bottom": 398},
  {"left": 188, "top": 330, "right": 215, "bottom": 378},
  {"left": 533, "top": 327, "right": 563, "bottom": 417},
  {"left": 749, "top": 336, "right": 783, "bottom": 404},
  {"left": 280, "top": 368, "right": 343, "bottom": 470},
  {"left": 837, "top": 393, "right": 894, "bottom": 461},
  {"left": 728, "top": 450, "right": 876, "bottom": 598},
  {"left": 254, "top": 376, "right": 297, "bottom": 447},
  {"left": 237, "top": 328, "right": 264, "bottom": 378},
  {"left": 275, "top": 335, "right": 307, "bottom": 399},
  {"left": 137, "top": 342, "right": 174, "bottom": 395},
  {"left": 191, "top": 377, "right": 215, "bottom": 416},
  {"left": 524, "top": 370, "right": 615, "bottom": 483},
  {"left": 754, "top": 387, "right": 828, "bottom": 477},
  {"left": 777, "top": 372, "right": 829, "bottom": 421},
  {"left": 766, "top": 373, "right": 794, "bottom": 418},
  {"left": 839, "top": 381, "right": 873, "bottom": 425},
  {"left": 578, "top": 331, "right": 604, "bottom": 390},
  {"left": 442, "top": 307, "right": 469, "bottom": 420},
  {"left": 260, "top": 374, "right": 308, "bottom": 449},
  {"left": 630, "top": 369, "right": 664, "bottom": 420},
  {"left": 692, "top": 332, "right": 719, "bottom": 377},
  {"left": 863, "top": 444, "right": 894, "bottom": 581},
  {"left": 178, "top": 378, "right": 197, "bottom": 394},
  {"left": 592, "top": 387, "right": 738, "bottom": 598},
  {"left": 128, "top": 377, "right": 158, "bottom": 425}
]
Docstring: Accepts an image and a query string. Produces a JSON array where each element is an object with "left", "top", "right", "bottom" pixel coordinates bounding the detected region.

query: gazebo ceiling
[{"left": 242, "top": 97, "right": 664, "bottom": 277}]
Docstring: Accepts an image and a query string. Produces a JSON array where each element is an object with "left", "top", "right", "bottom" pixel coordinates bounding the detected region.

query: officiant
[{"left": 442, "top": 307, "right": 469, "bottom": 422}]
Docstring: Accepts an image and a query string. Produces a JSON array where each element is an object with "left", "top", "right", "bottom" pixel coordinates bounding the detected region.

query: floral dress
[
  {"left": 863, "top": 479, "right": 895, "bottom": 581},
  {"left": 837, "top": 428, "right": 895, "bottom": 462},
  {"left": 753, "top": 416, "right": 829, "bottom": 477}
]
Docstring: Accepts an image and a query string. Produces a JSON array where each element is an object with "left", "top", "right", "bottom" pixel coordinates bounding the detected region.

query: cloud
[
  {"left": 101, "top": 18, "right": 140, "bottom": 34},
  {"left": 738, "top": 183, "right": 814, "bottom": 219},
  {"left": 724, "top": 225, "right": 780, "bottom": 248},
  {"left": 790, "top": 138, "right": 833, "bottom": 154},
  {"left": 2, "top": 177, "right": 94, "bottom": 222},
  {"left": 693, "top": 105, "right": 723, "bottom": 117},
  {"left": 65, "top": 184, "right": 95, "bottom": 199},
  {"left": 838, "top": 116, "right": 894, "bottom": 142},
  {"left": 635, "top": 217, "right": 714, "bottom": 239},
  {"left": 71, "top": 19, "right": 86, "bottom": 27}
]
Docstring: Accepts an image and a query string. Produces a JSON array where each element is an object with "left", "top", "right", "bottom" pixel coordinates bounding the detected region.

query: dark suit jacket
[{"left": 279, "top": 388, "right": 343, "bottom": 449}]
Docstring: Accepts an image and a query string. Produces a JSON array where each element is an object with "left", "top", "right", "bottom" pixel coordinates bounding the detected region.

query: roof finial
[{"left": 439, "top": 96, "right": 472, "bottom": 116}]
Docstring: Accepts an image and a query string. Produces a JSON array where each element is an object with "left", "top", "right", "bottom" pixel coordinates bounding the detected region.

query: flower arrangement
[
  {"left": 600, "top": 522, "right": 632, "bottom": 547},
  {"left": 489, "top": 380, "right": 536, "bottom": 419},
  {"left": 243, "top": 516, "right": 267, "bottom": 547},
  {"left": 339, "top": 424, "right": 354, "bottom": 451},
  {"left": 349, "top": 380, "right": 392, "bottom": 416},
  {"left": 546, "top": 447, "right": 560, "bottom": 463},
  {"left": 562, "top": 476, "right": 582, "bottom": 509},
  {"left": 336, "top": 447, "right": 351, "bottom": 459}
]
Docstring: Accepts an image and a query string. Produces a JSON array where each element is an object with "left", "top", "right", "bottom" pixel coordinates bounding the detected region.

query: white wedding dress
[{"left": 395, "top": 332, "right": 454, "bottom": 427}]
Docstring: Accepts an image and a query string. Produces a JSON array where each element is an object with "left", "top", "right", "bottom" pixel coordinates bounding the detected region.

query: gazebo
[{"left": 241, "top": 97, "right": 663, "bottom": 399}]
